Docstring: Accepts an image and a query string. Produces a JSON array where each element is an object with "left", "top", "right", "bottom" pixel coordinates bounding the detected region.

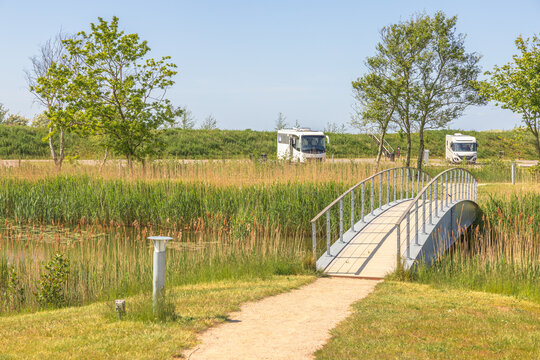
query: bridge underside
[{"left": 317, "top": 199, "right": 479, "bottom": 279}]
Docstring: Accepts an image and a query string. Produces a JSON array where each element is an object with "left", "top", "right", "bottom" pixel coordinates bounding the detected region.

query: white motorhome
[
  {"left": 277, "top": 128, "right": 328, "bottom": 162},
  {"left": 446, "top": 133, "right": 477, "bottom": 164}
]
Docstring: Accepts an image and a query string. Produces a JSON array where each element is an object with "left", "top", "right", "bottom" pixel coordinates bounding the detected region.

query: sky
[{"left": 0, "top": 0, "right": 538, "bottom": 132}]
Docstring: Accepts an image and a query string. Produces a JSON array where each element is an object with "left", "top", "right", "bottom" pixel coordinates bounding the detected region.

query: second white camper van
[
  {"left": 446, "top": 133, "right": 478, "bottom": 164},
  {"left": 277, "top": 128, "right": 328, "bottom": 162}
]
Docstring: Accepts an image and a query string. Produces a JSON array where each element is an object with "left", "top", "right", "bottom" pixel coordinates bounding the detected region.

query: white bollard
[
  {"left": 511, "top": 162, "right": 516, "bottom": 185},
  {"left": 149, "top": 236, "right": 172, "bottom": 313}
]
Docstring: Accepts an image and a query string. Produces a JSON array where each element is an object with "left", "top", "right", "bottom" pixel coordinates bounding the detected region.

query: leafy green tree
[
  {"left": 27, "top": 32, "right": 69, "bottom": 170},
  {"left": 275, "top": 112, "right": 288, "bottom": 130},
  {"left": 358, "top": 12, "right": 484, "bottom": 169},
  {"left": 476, "top": 35, "right": 540, "bottom": 159},
  {"left": 34, "top": 17, "right": 181, "bottom": 168},
  {"left": 200, "top": 114, "right": 217, "bottom": 130},
  {"left": 0, "top": 103, "right": 8, "bottom": 124},
  {"left": 31, "top": 112, "right": 50, "bottom": 128},
  {"left": 4, "top": 114, "right": 30, "bottom": 126},
  {"left": 352, "top": 72, "right": 399, "bottom": 166}
]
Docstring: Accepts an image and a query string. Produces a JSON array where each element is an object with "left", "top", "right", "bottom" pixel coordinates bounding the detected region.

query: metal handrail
[
  {"left": 310, "top": 166, "right": 432, "bottom": 260},
  {"left": 393, "top": 167, "right": 477, "bottom": 263}
]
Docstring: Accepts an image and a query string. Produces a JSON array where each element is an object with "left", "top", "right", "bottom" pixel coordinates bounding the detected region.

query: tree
[
  {"left": 178, "top": 107, "right": 196, "bottom": 129},
  {"left": 33, "top": 17, "right": 181, "bottom": 169},
  {"left": 0, "top": 103, "right": 8, "bottom": 124},
  {"left": 352, "top": 72, "right": 399, "bottom": 167},
  {"left": 31, "top": 112, "right": 50, "bottom": 128},
  {"left": 26, "top": 32, "right": 69, "bottom": 170},
  {"left": 325, "top": 121, "right": 348, "bottom": 134},
  {"left": 476, "top": 35, "right": 540, "bottom": 159},
  {"left": 200, "top": 114, "right": 217, "bottom": 130},
  {"left": 275, "top": 112, "right": 288, "bottom": 130},
  {"left": 4, "top": 114, "right": 30, "bottom": 126},
  {"left": 359, "top": 12, "right": 483, "bottom": 169}
]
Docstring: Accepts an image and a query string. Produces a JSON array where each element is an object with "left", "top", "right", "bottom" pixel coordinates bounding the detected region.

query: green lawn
[
  {"left": 0, "top": 275, "right": 314, "bottom": 360},
  {"left": 316, "top": 281, "right": 540, "bottom": 360}
]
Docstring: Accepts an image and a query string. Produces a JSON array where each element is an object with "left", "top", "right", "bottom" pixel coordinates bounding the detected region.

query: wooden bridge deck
[{"left": 324, "top": 200, "right": 416, "bottom": 278}]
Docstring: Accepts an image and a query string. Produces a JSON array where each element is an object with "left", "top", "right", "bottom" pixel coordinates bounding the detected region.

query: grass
[
  {"left": 316, "top": 281, "right": 540, "bottom": 360},
  {"left": 1, "top": 125, "right": 539, "bottom": 160},
  {"left": 0, "top": 221, "right": 313, "bottom": 314},
  {"left": 0, "top": 275, "right": 315, "bottom": 360},
  {"left": 414, "top": 183, "right": 540, "bottom": 303}
]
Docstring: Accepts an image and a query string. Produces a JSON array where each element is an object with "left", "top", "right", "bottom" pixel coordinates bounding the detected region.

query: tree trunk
[
  {"left": 533, "top": 131, "right": 540, "bottom": 160},
  {"left": 57, "top": 128, "right": 64, "bottom": 171},
  {"left": 375, "top": 130, "right": 386, "bottom": 172},
  {"left": 100, "top": 148, "right": 109, "bottom": 172},
  {"left": 48, "top": 127, "right": 58, "bottom": 165},
  {"left": 405, "top": 131, "right": 412, "bottom": 167},
  {"left": 416, "top": 126, "right": 425, "bottom": 172}
]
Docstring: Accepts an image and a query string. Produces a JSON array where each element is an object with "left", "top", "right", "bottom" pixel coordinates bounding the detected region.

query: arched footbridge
[{"left": 311, "top": 167, "right": 479, "bottom": 278}]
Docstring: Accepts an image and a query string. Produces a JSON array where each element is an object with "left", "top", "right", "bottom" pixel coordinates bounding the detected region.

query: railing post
[
  {"left": 351, "top": 190, "right": 355, "bottom": 232},
  {"left": 406, "top": 168, "right": 409, "bottom": 199},
  {"left": 440, "top": 176, "right": 443, "bottom": 211},
  {"left": 326, "top": 211, "right": 331, "bottom": 256},
  {"left": 406, "top": 211, "right": 410, "bottom": 259},
  {"left": 370, "top": 178, "right": 374, "bottom": 215},
  {"left": 411, "top": 169, "right": 415, "bottom": 197},
  {"left": 421, "top": 172, "right": 425, "bottom": 193},
  {"left": 417, "top": 170, "right": 420, "bottom": 194},
  {"left": 414, "top": 200, "right": 419, "bottom": 245},
  {"left": 422, "top": 191, "right": 426, "bottom": 234},
  {"left": 379, "top": 173, "right": 383, "bottom": 209},
  {"left": 400, "top": 168, "right": 403, "bottom": 199},
  {"left": 339, "top": 199, "right": 344, "bottom": 243},
  {"left": 387, "top": 170, "right": 390, "bottom": 205},
  {"left": 445, "top": 172, "right": 448, "bottom": 208},
  {"left": 396, "top": 224, "right": 401, "bottom": 266},
  {"left": 393, "top": 169, "right": 397, "bottom": 202},
  {"left": 361, "top": 182, "right": 365, "bottom": 222},
  {"left": 312, "top": 222, "right": 316, "bottom": 261},
  {"left": 435, "top": 179, "right": 438, "bottom": 218},
  {"left": 429, "top": 183, "right": 433, "bottom": 225}
]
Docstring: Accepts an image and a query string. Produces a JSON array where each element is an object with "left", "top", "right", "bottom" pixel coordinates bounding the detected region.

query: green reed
[{"left": 415, "top": 190, "right": 540, "bottom": 303}]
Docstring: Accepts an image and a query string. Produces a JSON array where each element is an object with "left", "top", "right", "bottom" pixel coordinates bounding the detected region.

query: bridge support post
[
  {"left": 351, "top": 190, "right": 355, "bottom": 232},
  {"left": 445, "top": 172, "right": 448, "bottom": 208},
  {"left": 406, "top": 168, "right": 409, "bottom": 199},
  {"left": 370, "top": 179, "right": 374, "bottom": 215},
  {"left": 406, "top": 211, "right": 410, "bottom": 259},
  {"left": 414, "top": 201, "right": 419, "bottom": 245},
  {"left": 411, "top": 169, "right": 415, "bottom": 197},
  {"left": 312, "top": 222, "right": 316, "bottom": 261},
  {"left": 400, "top": 168, "right": 403, "bottom": 200},
  {"left": 361, "top": 183, "right": 365, "bottom": 222},
  {"left": 326, "top": 211, "right": 331, "bottom": 256},
  {"left": 396, "top": 224, "right": 401, "bottom": 267},
  {"left": 422, "top": 191, "right": 427, "bottom": 234},
  {"left": 429, "top": 183, "right": 433, "bottom": 225},
  {"left": 339, "top": 199, "right": 343, "bottom": 243},
  {"left": 435, "top": 180, "right": 438, "bottom": 218}
]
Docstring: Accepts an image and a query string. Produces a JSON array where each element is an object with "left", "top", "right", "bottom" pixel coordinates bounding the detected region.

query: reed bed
[
  {"left": 0, "top": 159, "right": 380, "bottom": 186},
  {"left": 0, "top": 220, "right": 311, "bottom": 314},
  {"left": 415, "top": 185, "right": 540, "bottom": 303}
]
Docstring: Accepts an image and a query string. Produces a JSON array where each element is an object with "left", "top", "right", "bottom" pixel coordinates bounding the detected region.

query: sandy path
[{"left": 183, "top": 277, "right": 379, "bottom": 360}]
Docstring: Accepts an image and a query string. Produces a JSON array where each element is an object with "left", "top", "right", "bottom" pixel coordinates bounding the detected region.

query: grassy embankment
[{"left": 1, "top": 124, "right": 538, "bottom": 160}]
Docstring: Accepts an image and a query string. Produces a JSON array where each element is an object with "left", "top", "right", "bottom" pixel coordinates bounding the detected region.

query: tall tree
[
  {"left": 0, "top": 103, "right": 8, "bottom": 124},
  {"left": 26, "top": 32, "right": 69, "bottom": 169},
  {"left": 200, "top": 114, "right": 217, "bottom": 130},
  {"left": 178, "top": 107, "right": 196, "bottom": 129},
  {"left": 275, "top": 112, "right": 288, "bottom": 130},
  {"left": 352, "top": 72, "right": 399, "bottom": 167},
  {"left": 34, "top": 17, "right": 181, "bottom": 169},
  {"left": 358, "top": 12, "right": 483, "bottom": 169},
  {"left": 476, "top": 35, "right": 540, "bottom": 159},
  {"left": 3, "top": 114, "right": 30, "bottom": 126}
]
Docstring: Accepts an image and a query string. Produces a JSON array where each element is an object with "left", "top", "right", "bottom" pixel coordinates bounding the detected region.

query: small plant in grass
[
  {"left": 0, "top": 265, "right": 25, "bottom": 312},
  {"left": 107, "top": 295, "right": 178, "bottom": 323},
  {"left": 37, "top": 253, "right": 70, "bottom": 308}
]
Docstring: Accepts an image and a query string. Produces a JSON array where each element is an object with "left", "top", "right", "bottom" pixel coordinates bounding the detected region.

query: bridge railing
[
  {"left": 310, "top": 166, "right": 432, "bottom": 261},
  {"left": 393, "top": 167, "right": 478, "bottom": 263}
]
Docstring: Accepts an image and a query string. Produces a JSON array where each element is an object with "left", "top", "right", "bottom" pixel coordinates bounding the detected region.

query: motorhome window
[
  {"left": 277, "top": 134, "right": 289, "bottom": 144},
  {"left": 301, "top": 135, "right": 325, "bottom": 153},
  {"left": 292, "top": 136, "right": 300, "bottom": 150},
  {"left": 452, "top": 143, "right": 477, "bottom": 152}
]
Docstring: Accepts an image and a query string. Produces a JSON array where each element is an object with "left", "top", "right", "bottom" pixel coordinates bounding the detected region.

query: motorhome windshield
[
  {"left": 301, "top": 135, "right": 325, "bottom": 153},
  {"left": 452, "top": 142, "right": 477, "bottom": 152}
]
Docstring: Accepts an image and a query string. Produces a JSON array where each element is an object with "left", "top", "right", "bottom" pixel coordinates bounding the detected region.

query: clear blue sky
[{"left": 0, "top": 0, "right": 538, "bottom": 132}]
